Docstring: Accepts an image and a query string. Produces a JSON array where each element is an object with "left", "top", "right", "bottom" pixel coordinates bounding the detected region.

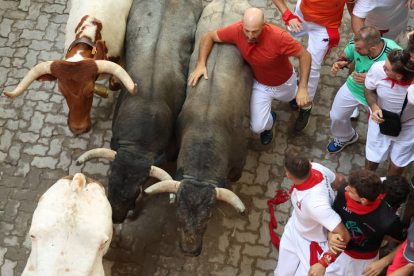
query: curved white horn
[
  {"left": 3, "top": 61, "right": 53, "bottom": 99},
  {"left": 95, "top": 60, "right": 138, "bottom": 94},
  {"left": 149, "top": 166, "right": 173, "bottom": 181},
  {"left": 215, "top": 188, "right": 246, "bottom": 215},
  {"left": 76, "top": 148, "right": 116, "bottom": 165},
  {"left": 145, "top": 180, "right": 181, "bottom": 195}
]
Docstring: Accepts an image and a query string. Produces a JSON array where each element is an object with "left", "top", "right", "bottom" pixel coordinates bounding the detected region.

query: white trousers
[
  {"left": 366, "top": 118, "right": 414, "bottom": 167},
  {"left": 274, "top": 218, "right": 329, "bottom": 276},
  {"left": 290, "top": 0, "right": 330, "bottom": 101},
  {"left": 330, "top": 83, "right": 368, "bottom": 142},
  {"left": 250, "top": 71, "right": 297, "bottom": 133},
  {"left": 325, "top": 251, "right": 379, "bottom": 276}
]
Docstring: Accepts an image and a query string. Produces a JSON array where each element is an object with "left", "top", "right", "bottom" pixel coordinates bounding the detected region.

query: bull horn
[
  {"left": 215, "top": 188, "right": 246, "bottom": 215},
  {"left": 95, "top": 60, "right": 138, "bottom": 95},
  {"left": 145, "top": 180, "right": 181, "bottom": 195},
  {"left": 3, "top": 61, "right": 53, "bottom": 99},
  {"left": 76, "top": 148, "right": 116, "bottom": 165},
  {"left": 150, "top": 166, "right": 173, "bottom": 181}
]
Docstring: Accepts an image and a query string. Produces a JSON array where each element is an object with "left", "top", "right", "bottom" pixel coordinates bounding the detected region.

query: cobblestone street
[{"left": 1, "top": 0, "right": 414, "bottom": 275}]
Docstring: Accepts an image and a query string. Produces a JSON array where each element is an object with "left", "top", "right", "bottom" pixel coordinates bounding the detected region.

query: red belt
[{"left": 344, "top": 249, "right": 379, "bottom": 259}]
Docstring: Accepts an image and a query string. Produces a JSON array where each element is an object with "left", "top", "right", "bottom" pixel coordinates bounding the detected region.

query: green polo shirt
[{"left": 344, "top": 38, "right": 402, "bottom": 105}]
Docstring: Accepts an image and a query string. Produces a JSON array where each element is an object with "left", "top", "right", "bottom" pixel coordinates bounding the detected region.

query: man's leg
[
  {"left": 274, "top": 221, "right": 301, "bottom": 276},
  {"left": 388, "top": 138, "right": 414, "bottom": 176},
  {"left": 328, "top": 84, "right": 360, "bottom": 153},
  {"left": 388, "top": 161, "right": 405, "bottom": 176},
  {"left": 366, "top": 160, "right": 380, "bottom": 172},
  {"left": 250, "top": 81, "right": 276, "bottom": 145}
]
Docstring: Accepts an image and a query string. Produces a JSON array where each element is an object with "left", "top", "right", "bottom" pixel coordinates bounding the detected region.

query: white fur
[
  {"left": 22, "top": 174, "right": 113, "bottom": 276},
  {"left": 64, "top": 0, "right": 133, "bottom": 59}
]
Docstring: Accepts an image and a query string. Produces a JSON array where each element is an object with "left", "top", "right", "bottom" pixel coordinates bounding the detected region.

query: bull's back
[
  {"left": 64, "top": 0, "right": 133, "bottom": 57},
  {"left": 177, "top": 0, "right": 253, "bottom": 180},
  {"left": 112, "top": 0, "right": 202, "bottom": 150}
]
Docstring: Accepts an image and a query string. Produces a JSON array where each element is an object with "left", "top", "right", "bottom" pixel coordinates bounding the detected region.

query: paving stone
[
  {"left": 16, "top": 132, "right": 39, "bottom": 144},
  {"left": 26, "top": 2, "right": 43, "bottom": 20},
  {"left": 0, "top": 129, "right": 13, "bottom": 151},
  {"left": 38, "top": 50, "right": 62, "bottom": 61},
  {"left": 28, "top": 111, "right": 45, "bottom": 133},
  {"left": 50, "top": 13, "right": 68, "bottom": 24},
  {"left": 0, "top": 18, "right": 13, "bottom": 38},
  {"left": 14, "top": 47, "right": 28, "bottom": 58},
  {"left": 23, "top": 49, "right": 38, "bottom": 68},
  {"left": 0, "top": 247, "right": 7, "bottom": 267},
  {"left": 242, "top": 244, "right": 270, "bottom": 258},
  {"left": 23, "top": 144, "right": 48, "bottom": 156},
  {"left": 1, "top": 259, "right": 17, "bottom": 276},
  {"left": 41, "top": 3, "right": 65, "bottom": 14},
  {"left": 44, "top": 22, "right": 59, "bottom": 41},
  {"left": 7, "top": 142, "right": 23, "bottom": 164},
  {"left": 29, "top": 40, "right": 53, "bottom": 51},
  {"left": 0, "top": 0, "right": 19, "bottom": 9},
  {"left": 3, "top": 10, "right": 26, "bottom": 20},
  {"left": 17, "top": 0, "right": 31, "bottom": 11},
  {"left": 239, "top": 256, "right": 254, "bottom": 276},
  {"left": 35, "top": 14, "right": 50, "bottom": 31},
  {"left": 235, "top": 231, "right": 258, "bottom": 244},
  {"left": 31, "top": 156, "right": 58, "bottom": 169},
  {"left": 0, "top": 47, "right": 15, "bottom": 57}
]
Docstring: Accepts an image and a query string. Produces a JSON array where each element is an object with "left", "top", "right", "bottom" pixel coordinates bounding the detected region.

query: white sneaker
[{"left": 350, "top": 107, "right": 359, "bottom": 119}]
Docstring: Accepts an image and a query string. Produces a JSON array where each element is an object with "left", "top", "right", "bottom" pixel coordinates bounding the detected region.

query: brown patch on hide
[
  {"left": 75, "top": 16, "right": 89, "bottom": 34},
  {"left": 61, "top": 252, "right": 64, "bottom": 255},
  {"left": 65, "top": 268, "right": 70, "bottom": 272},
  {"left": 75, "top": 15, "right": 103, "bottom": 43},
  {"left": 37, "top": 74, "right": 57, "bottom": 82},
  {"left": 66, "top": 43, "right": 94, "bottom": 60},
  {"left": 28, "top": 265, "right": 35, "bottom": 271}
]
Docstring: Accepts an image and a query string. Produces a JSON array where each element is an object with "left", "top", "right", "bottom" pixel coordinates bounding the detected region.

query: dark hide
[
  {"left": 175, "top": 0, "right": 253, "bottom": 256},
  {"left": 110, "top": 0, "right": 203, "bottom": 223}
]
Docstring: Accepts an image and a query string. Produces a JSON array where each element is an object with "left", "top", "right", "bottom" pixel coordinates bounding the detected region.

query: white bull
[{"left": 22, "top": 173, "right": 113, "bottom": 276}]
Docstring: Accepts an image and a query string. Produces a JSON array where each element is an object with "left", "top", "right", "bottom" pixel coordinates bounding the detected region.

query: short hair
[
  {"left": 353, "top": 26, "right": 381, "bottom": 48},
  {"left": 407, "top": 33, "right": 414, "bottom": 53},
  {"left": 383, "top": 175, "right": 410, "bottom": 209},
  {"left": 387, "top": 49, "right": 414, "bottom": 81},
  {"left": 348, "top": 170, "right": 383, "bottom": 202},
  {"left": 284, "top": 148, "right": 311, "bottom": 180}
]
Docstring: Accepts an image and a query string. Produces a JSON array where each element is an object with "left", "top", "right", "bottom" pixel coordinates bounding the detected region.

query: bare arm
[
  {"left": 272, "top": 0, "right": 303, "bottom": 33},
  {"left": 362, "top": 244, "right": 402, "bottom": 276},
  {"left": 351, "top": 15, "right": 366, "bottom": 34},
  {"left": 188, "top": 30, "right": 222, "bottom": 86},
  {"left": 389, "top": 263, "right": 414, "bottom": 276},
  {"left": 293, "top": 47, "right": 311, "bottom": 107},
  {"left": 309, "top": 223, "right": 351, "bottom": 276},
  {"left": 364, "top": 87, "right": 384, "bottom": 124},
  {"left": 330, "top": 173, "right": 346, "bottom": 191},
  {"left": 331, "top": 50, "right": 349, "bottom": 75}
]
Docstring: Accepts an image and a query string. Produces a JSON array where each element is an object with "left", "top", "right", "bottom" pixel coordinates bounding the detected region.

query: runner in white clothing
[
  {"left": 351, "top": 0, "right": 412, "bottom": 40},
  {"left": 274, "top": 148, "right": 350, "bottom": 276},
  {"left": 364, "top": 49, "right": 414, "bottom": 175}
]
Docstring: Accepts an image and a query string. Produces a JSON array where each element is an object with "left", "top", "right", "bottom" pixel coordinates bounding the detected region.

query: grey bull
[
  {"left": 77, "top": 0, "right": 203, "bottom": 223},
  {"left": 145, "top": 0, "right": 254, "bottom": 257}
]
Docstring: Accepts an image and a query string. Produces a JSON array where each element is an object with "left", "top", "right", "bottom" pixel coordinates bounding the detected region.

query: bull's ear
[
  {"left": 93, "top": 40, "right": 107, "bottom": 61},
  {"left": 36, "top": 74, "right": 57, "bottom": 81}
]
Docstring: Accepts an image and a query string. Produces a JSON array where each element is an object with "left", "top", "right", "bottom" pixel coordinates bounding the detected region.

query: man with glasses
[{"left": 327, "top": 26, "right": 402, "bottom": 153}]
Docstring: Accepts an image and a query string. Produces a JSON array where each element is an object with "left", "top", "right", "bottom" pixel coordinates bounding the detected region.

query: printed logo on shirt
[
  {"left": 363, "top": 223, "right": 376, "bottom": 232},
  {"left": 346, "top": 221, "right": 369, "bottom": 246},
  {"left": 356, "top": 58, "right": 361, "bottom": 62},
  {"left": 296, "top": 200, "right": 302, "bottom": 210},
  {"left": 342, "top": 206, "right": 352, "bottom": 214}
]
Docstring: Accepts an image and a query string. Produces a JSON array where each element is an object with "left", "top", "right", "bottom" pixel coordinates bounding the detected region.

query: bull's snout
[
  {"left": 179, "top": 243, "right": 202, "bottom": 257},
  {"left": 68, "top": 113, "right": 91, "bottom": 134},
  {"left": 179, "top": 230, "right": 203, "bottom": 257}
]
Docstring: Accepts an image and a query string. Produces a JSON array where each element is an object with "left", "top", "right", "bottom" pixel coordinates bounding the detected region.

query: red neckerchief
[
  {"left": 267, "top": 190, "right": 290, "bottom": 250},
  {"left": 289, "top": 169, "right": 324, "bottom": 194},
  {"left": 246, "top": 26, "right": 266, "bottom": 57},
  {"left": 382, "top": 77, "right": 413, "bottom": 89},
  {"left": 345, "top": 192, "right": 381, "bottom": 215}
]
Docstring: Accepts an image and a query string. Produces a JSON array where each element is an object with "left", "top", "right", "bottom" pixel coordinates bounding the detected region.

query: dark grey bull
[
  {"left": 145, "top": 0, "right": 253, "bottom": 256},
  {"left": 77, "top": 0, "right": 203, "bottom": 223}
]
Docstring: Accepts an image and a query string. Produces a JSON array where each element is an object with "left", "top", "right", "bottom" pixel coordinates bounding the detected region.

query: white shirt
[
  {"left": 353, "top": 0, "right": 409, "bottom": 33},
  {"left": 365, "top": 61, "right": 414, "bottom": 125},
  {"left": 290, "top": 163, "right": 342, "bottom": 242}
]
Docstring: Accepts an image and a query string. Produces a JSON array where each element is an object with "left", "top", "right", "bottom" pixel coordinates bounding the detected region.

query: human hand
[
  {"left": 308, "top": 263, "right": 326, "bottom": 276},
  {"left": 331, "top": 61, "right": 348, "bottom": 75},
  {"left": 351, "top": 72, "right": 367, "bottom": 84},
  {"left": 328, "top": 233, "right": 346, "bottom": 254},
  {"left": 362, "top": 259, "right": 387, "bottom": 276},
  {"left": 406, "top": 0, "right": 414, "bottom": 10},
  {"left": 288, "top": 18, "right": 303, "bottom": 33},
  {"left": 188, "top": 64, "right": 208, "bottom": 86},
  {"left": 296, "top": 87, "right": 310, "bottom": 107},
  {"left": 371, "top": 106, "right": 384, "bottom": 124}
]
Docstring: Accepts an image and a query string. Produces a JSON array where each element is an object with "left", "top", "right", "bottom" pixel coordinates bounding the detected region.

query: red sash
[
  {"left": 344, "top": 249, "right": 379, "bottom": 260},
  {"left": 289, "top": 169, "right": 324, "bottom": 194},
  {"left": 323, "top": 28, "right": 340, "bottom": 59},
  {"left": 345, "top": 192, "right": 381, "bottom": 215},
  {"left": 267, "top": 190, "right": 290, "bottom": 250}
]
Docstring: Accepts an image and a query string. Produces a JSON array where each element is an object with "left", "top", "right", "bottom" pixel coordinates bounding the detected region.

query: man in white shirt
[
  {"left": 274, "top": 148, "right": 351, "bottom": 276},
  {"left": 364, "top": 49, "right": 414, "bottom": 175},
  {"left": 351, "top": 0, "right": 413, "bottom": 40}
]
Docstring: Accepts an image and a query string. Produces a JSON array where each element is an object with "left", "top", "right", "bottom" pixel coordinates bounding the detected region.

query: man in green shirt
[{"left": 327, "top": 26, "right": 401, "bottom": 153}]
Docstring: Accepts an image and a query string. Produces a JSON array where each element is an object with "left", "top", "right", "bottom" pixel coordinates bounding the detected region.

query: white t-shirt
[
  {"left": 365, "top": 61, "right": 414, "bottom": 125},
  {"left": 353, "top": 0, "right": 409, "bottom": 33},
  {"left": 290, "top": 163, "right": 342, "bottom": 243}
]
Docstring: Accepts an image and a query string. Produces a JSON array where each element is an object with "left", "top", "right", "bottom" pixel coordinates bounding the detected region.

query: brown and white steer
[
  {"left": 2, "top": 0, "right": 136, "bottom": 134},
  {"left": 22, "top": 173, "right": 113, "bottom": 276}
]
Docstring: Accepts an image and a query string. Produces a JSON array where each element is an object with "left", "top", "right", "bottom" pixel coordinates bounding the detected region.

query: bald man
[{"left": 188, "top": 8, "right": 312, "bottom": 145}]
